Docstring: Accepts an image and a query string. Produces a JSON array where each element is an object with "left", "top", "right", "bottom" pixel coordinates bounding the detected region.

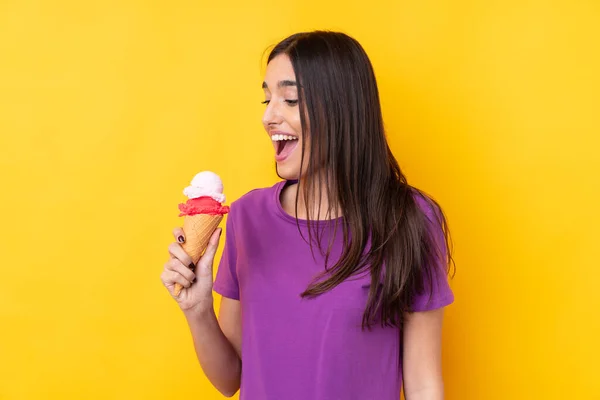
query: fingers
[
  {"left": 172, "top": 227, "right": 185, "bottom": 244},
  {"left": 161, "top": 269, "right": 193, "bottom": 290},
  {"left": 168, "top": 242, "right": 194, "bottom": 268},
  {"left": 161, "top": 258, "right": 196, "bottom": 289},
  {"left": 197, "top": 228, "right": 222, "bottom": 272},
  {"left": 165, "top": 258, "right": 196, "bottom": 281}
]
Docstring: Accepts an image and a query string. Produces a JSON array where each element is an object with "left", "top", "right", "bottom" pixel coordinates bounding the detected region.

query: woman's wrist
[{"left": 183, "top": 302, "right": 216, "bottom": 323}]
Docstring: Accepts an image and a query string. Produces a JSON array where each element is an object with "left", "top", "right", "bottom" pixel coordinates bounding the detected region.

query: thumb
[{"left": 197, "top": 228, "right": 222, "bottom": 274}]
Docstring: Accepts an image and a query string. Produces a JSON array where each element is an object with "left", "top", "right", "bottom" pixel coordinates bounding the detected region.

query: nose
[{"left": 262, "top": 101, "right": 282, "bottom": 128}]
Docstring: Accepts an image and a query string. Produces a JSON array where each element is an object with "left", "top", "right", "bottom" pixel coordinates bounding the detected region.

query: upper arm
[
  {"left": 218, "top": 297, "right": 242, "bottom": 358},
  {"left": 402, "top": 308, "right": 445, "bottom": 396},
  {"left": 402, "top": 194, "right": 452, "bottom": 398},
  {"left": 212, "top": 203, "right": 242, "bottom": 358}
]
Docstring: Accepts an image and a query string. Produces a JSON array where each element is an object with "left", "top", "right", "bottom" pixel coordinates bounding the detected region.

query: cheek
[
  {"left": 288, "top": 107, "right": 302, "bottom": 133},
  {"left": 290, "top": 108, "right": 307, "bottom": 159}
]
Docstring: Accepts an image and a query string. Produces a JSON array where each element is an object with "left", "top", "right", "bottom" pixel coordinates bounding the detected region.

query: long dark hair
[{"left": 268, "top": 31, "right": 454, "bottom": 329}]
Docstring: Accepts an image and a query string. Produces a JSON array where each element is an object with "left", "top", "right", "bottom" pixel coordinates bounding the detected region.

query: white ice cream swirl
[{"left": 183, "top": 171, "right": 226, "bottom": 203}]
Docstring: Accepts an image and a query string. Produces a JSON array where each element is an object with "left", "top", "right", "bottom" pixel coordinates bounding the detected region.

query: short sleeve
[
  {"left": 213, "top": 205, "right": 240, "bottom": 300},
  {"left": 411, "top": 197, "right": 455, "bottom": 312}
]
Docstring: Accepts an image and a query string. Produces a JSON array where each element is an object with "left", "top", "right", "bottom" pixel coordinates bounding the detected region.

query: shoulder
[
  {"left": 224, "top": 181, "right": 285, "bottom": 239},
  {"left": 409, "top": 186, "right": 443, "bottom": 225},
  {"left": 228, "top": 180, "right": 284, "bottom": 219},
  {"left": 231, "top": 181, "right": 281, "bottom": 207}
]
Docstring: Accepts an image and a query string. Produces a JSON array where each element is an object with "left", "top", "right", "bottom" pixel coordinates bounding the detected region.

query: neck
[{"left": 282, "top": 177, "right": 341, "bottom": 220}]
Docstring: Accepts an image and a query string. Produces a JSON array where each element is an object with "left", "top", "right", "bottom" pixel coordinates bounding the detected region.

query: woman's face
[{"left": 262, "top": 54, "right": 307, "bottom": 180}]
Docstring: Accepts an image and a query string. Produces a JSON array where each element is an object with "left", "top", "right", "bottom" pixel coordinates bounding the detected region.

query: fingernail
[
  {"left": 178, "top": 235, "right": 185, "bottom": 243},
  {"left": 188, "top": 262, "right": 195, "bottom": 271}
]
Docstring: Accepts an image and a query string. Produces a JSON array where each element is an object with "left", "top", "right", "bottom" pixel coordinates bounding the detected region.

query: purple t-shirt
[{"left": 213, "top": 180, "right": 454, "bottom": 400}]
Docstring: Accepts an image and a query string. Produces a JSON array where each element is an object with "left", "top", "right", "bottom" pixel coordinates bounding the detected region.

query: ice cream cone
[
  {"left": 173, "top": 171, "right": 230, "bottom": 297},
  {"left": 174, "top": 213, "right": 223, "bottom": 296}
]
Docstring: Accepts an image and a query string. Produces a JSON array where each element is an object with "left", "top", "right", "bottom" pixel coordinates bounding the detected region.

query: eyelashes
[{"left": 261, "top": 100, "right": 299, "bottom": 106}]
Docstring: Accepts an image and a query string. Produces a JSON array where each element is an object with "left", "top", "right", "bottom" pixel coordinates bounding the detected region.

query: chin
[{"left": 275, "top": 163, "right": 301, "bottom": 181}]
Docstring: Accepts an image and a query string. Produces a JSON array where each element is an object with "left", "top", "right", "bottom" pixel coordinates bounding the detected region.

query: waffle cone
[{"left": 174, "top": 213, "right": 223, "bottom": 296}]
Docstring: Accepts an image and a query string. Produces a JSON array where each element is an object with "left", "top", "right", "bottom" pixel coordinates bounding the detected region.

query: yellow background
[{"left": 1, "top": 0, "right": 598, "bottom": 399}]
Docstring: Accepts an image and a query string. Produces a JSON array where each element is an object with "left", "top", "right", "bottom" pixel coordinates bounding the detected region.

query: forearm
[
  {"left": 404, "top": 382, "right": 444, "bottom": 400},
  {"left": 184, "top": 307, "right": 241, "bottom": 397}
]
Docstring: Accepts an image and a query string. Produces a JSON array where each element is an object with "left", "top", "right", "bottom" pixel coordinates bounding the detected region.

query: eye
[
  {"left": 285, "top": 99, "right": 298, "bottom": 106},
  {"left": 261, "top": 100, "right": 270, "bottom": 105}
]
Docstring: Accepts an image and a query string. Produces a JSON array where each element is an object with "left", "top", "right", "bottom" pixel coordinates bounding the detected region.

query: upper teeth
[{"left": 271, "top": 134, "right": 297, "bottom": 141}]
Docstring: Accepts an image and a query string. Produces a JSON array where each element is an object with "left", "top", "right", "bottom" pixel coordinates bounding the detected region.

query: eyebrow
[{"left": 262, "top": 80, "right": 298, "bottom": 89}]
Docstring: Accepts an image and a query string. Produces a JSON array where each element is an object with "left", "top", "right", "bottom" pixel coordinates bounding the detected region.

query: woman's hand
[{"left": 161, "top": 227, "right": 222, "bottom": 314}]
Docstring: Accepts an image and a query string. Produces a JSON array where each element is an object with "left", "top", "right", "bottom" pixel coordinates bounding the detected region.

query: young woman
[{"left": 161, "top": 31, "right": 454, "bottom": 400}]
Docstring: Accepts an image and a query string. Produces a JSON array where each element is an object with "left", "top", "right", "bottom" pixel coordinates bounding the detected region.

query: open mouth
[{"left": 272, "top": 134, "right": 299, "bottom": 161}]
